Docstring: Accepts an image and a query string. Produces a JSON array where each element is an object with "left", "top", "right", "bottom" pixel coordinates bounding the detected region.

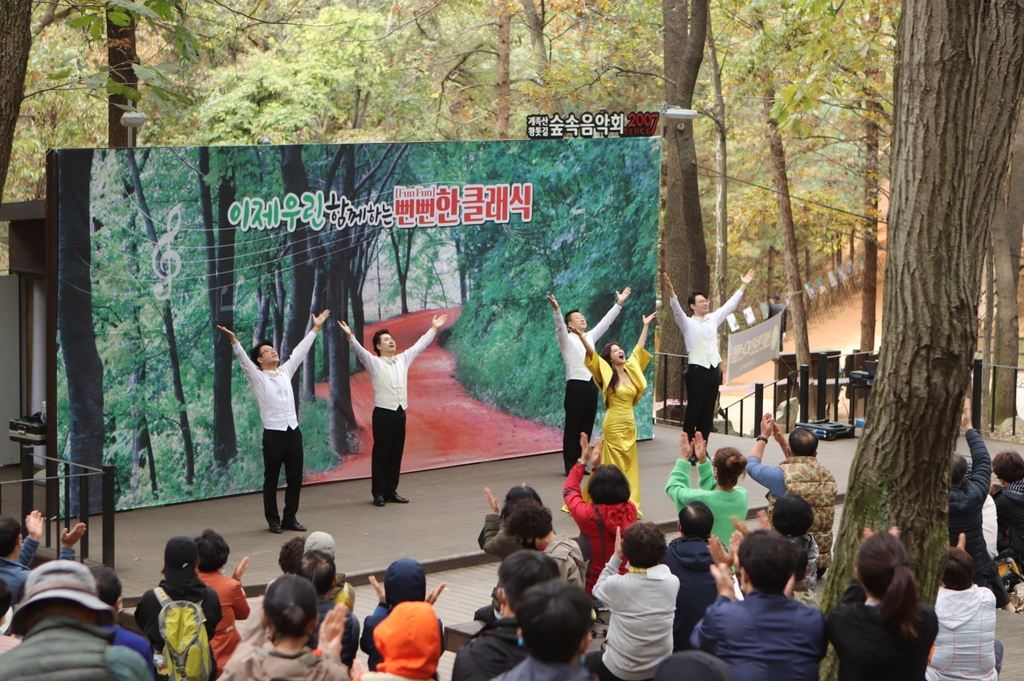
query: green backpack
[{"left": 154, "top": 587, "right": 213, "bottom": 681}]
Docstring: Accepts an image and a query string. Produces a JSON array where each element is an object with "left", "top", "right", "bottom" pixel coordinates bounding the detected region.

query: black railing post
[
  {"left": 20, "top": 446, "right": 33, "bottom": 526},
  {"left": 816, "top": 352, "right": 828, "bottom": 420},
  {"left": 102, "top": 465, "right": 115, "bottom": 568},
  {"left": 972, "top": 357, "right": 982, "bottom": 430},
  {"left": 799, "top": 365, "right": 810, "bottom": 424},
  {"left": 754, "top": 383, "right": 764, "bottom": 436},
  {"left": 63, "top": 463, "right": 70, "bottom": 529},
  {"left": 833, "top": 355, "right": 841, "bottom": 420},
  {"left": 78, "top": 469, "right": 89, "bottom": 560},
  {"left": 680, "top": 358, "right": 688, "bottom": 426},
  {"left": 785, "top": 373, "right": 795, "bottom": 431},
  {"left": 659, "top": 354, "right": 667, "bottom": 421}
]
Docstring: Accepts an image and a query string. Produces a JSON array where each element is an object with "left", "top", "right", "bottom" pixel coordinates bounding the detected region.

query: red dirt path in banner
[{"left": 307, "top": 307, "right": 561, "bottom": 482}]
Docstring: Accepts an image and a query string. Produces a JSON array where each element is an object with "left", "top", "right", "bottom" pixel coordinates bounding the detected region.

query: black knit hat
[{"left": 164, "top": 536, "right": 199, "bottom": 581}]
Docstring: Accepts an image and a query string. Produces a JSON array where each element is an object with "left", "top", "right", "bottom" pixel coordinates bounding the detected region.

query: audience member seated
[
  {"left": 474, "top": 484, "right": 543, "bottom": 622},
  {"left": 356, "top": 601, "right": 443, "bottom": 681},
  {"left": 494, "top": 580, "right": 596, "bottom": 681},
  {"left": 299, "top": 550, "right": 359, "bottom": 667},
  {"left": 279, "top": 536, "right": 306, "bottom": 575},
  {"left": 951, "top": 407, "right": 1011, "bottom": 609},
  {"left": 453, "top": 552, "right": 560, "bottom": 681},
  {"left": 0, "top": 579, "right": 19, "bottom": 654},
  {"left": 588, "top": 522, "right": 678, "bottom": 681},
  {"left": 0, "top": 560, "right": 150, "bottom": 680},
  {"left": 654, "top": 651, "right": 735, "bottom": 681},
  {"left": 663, "top": 501, "right": 718, "bottom": 651},
  {"left": 991, "top": 448, "right": 1024, "bottom": 558},
  {"left": 196, "top": 529, "right": 251, "bottom": 675},
  {"left": 221, "top": 575, "right": 350, "bottom": 681},
  {"left": 666, "top": 432, "right": 748, "bottom": 548},
  {"left": 769, "top": 494, "right": 819, "bottom": 604},
  {"left": 564, "top": 433, "right": 638, "bottom": 596},
  {"left": 927, "top": 545, "right": 1000, "bottom": 681},
  {"left": 746, "top": 415, "right": 837, "bottom": 577},
  {"left": 305, "top": 532, "right": 356, "bottom": 610},
  {"left": 826, "top": 529, "right": 938, "bottom": 681},
  {"left": 0, "top": 511, "right": 85, "bottom": 597},
  {"left": 134, "top": 536, "right": 222, "bottom": 672},
  {"left": 360, "top": 558, "right": 444, "bottom": 671},
  {"left": 691, "top": 530, "right": 826, "bottom": 681},
  {"left": 504, "top": 500, "right": 587, "bottom": 587},
  {"left": 91, "top": 565, "right": 156, "bottom": 679}
]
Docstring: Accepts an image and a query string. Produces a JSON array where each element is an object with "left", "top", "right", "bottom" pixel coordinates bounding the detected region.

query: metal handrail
[{"left": 972, "top": 357, "right": 1023, "bottom": 437}]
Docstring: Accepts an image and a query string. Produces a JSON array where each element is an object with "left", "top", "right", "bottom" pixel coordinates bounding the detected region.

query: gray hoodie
[{"left": 926, "top": 585, "right": 997, "bottom": 681}]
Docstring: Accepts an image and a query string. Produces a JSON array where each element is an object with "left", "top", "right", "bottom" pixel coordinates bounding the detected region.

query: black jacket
[
  {"left": 994, "top": 488, "right": 1024, "bottom": 557},
  {"left": 949, "top": 429, "right": 996, "bottom": 582},
  {"left": 361, "top": 558, "right": 442, "bottom": 671},
  {"left": 308, "top": 597, "right": 360, "bottom": 667},
  {"left": 451, "top": 618, "right": 526, "bottom": 681},
  {"left": 662, "top": 535, "right": 718, "bottom": 651},
  {"left": 134, "top": 576, "right": 222, "bottom": 674}
]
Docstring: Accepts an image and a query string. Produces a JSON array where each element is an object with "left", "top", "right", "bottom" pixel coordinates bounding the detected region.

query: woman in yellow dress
[{"left": 568, "top": 311, "right": 656, "bottom": 514}]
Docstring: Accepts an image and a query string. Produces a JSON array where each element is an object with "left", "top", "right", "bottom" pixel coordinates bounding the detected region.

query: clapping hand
[
  {"left": 693, "top": 432, "right": 708, "bottom": 464},
  {"left": 426, "top": 581, "right": 447, "bottom": 604},
  {"left": 231, "top": 556, "right": 250, "bottom": 581},
  {"left": 318, "top": 603, "right": 348, "bottom": 658},
  {"left": 61, "top": 522, "right": 87, "bottom": 548},
  {"left": 484, "top": 487, "right": 500, "bottom": 515},
  {"left": 24, "top": 510, "right": 44, "bottom": 541},
  {"left": 613, "top": 526, "right": 623, "bottom": 560}
]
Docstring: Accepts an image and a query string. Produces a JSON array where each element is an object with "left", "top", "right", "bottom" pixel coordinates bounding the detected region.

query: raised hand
[
  {"left": 432, "top": 314, "right": 448, "bottom": 330},
  {"left": 547, "top": 294, "right": 560, "bottom": 311},
  {"left": 661, "top": 272, "right": 676, "bottom": 298},
  {"left": 215, "top": 325, "right": 238, "bottom": 345},
  {"left": 318, "top": 603, "right": 349, "bottom": 658},
  {"left": 740, "top": 269, "right": 755, "bottom": 285},
  {"left": 337, "top": 320, "right": 353, "bottom": 339},
  {"left": 679, "top": 431, "right": 693, "bottom": 460},
  {"left": 962, "top": 398, "right": 973, "bottom": 431},
  {"left": 756, "top": 508, "right": 771, "bottom": 531},
  {"left": 730, "top": 516, "right": 751, "bottom": 538},
  {"left": 566, "top": 324, "right": 584, "bottom": 338},
  {"left": 642, "top": 311, "right": 657, "bottom": 326},
  {"left": 24, "top": 509, "right": 44, "bottom": 541},
  {"left": 708, "top": 535, "right": 730, "bottom": 565},
  {"left": 759, "top": 413, "right": 774, "bottom": 439},
  {"left": 426, "top": 581, "right": 447, "bottom": 604},
  {"left": 588, "top": 437, "right": 603, "bottom": 470},
  {"left": 616, "top": 287, "right": 632, "bottom": 305},
  {"left": 693, "top": 431, "right": 708, "bottom": 464},
  {"left": 62, "top": 522, "right": 87, "bottom": 548},
  {"left": 484, "top": 487, "right": 500, "bottom": 515},
  {"left": 710, "top": 563, "right": 736, "bottom": 600},
  {"left": 311, "top": 309, "right": 331, "bottom": 330},
  {"left": 231, "top": 555, "right": 250, "bottom": 581},
  {"left": 957, "top": 532, "right": 967, "bottom": 550},
  {"left": 368, "top": 574, "right": 386, "bottom": 604},
  {"left": 613, "top": 526, "right": 623, "bottom": 560}
]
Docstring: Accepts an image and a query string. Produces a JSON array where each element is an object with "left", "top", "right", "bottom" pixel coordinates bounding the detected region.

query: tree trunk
[
  {"left": 390, "top": 228, "right": 415, "bottom": 315},
  {"left": 273, "top": 267, "right": 285, "bottom": 350},
  {"left": 762, "top": 92, "right": 811, "bottom": 367},
  {"left": 280, "top": 146, "right": 316, "bottom": 412},
  {"left": 106, "top": 11, "right": 138, "bottom": 147},
  {"left": 327, "top": 262, "right": 354, "bottom": 454},
  {"left": 304, "top": 267, "right": 322, "bottom": 402},
  {"left": 0, "top": 0, "right": 32, "bottom": 204},
  {"left": 707, "top": 18, "right": 729, "bottom": 360},
  {"left": 661, "top": 0, "right": 710, "bottom": 415},
  {"left": 820, "top": 3, "right": 1024, "bottom": 677},
  {"left": 991, "top": 107, "right": 1024, "bottom": 425},
  {"left": 860, "top": 96, "right": 882, "bottom": 353},
  {"left": 519, "top": 0, "right": 563, "bottom": 112},
  {"left": 494, "top": 4, "right": 511, "bottom": 139},
  {"left": 57, "top": 149, "right": 104, "bottom": 515}
]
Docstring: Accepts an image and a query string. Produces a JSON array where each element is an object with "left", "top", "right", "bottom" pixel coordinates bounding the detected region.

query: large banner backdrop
[{"left": 55, "top": 138, "right": 660, "bottom": 510}]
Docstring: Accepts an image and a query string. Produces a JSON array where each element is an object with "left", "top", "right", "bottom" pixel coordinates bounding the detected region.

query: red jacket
[{"left": 563, "top": 463, "right": 637, "bottom": 594}]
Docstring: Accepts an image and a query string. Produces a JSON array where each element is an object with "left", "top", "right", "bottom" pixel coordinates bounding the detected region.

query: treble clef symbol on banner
[{"left": 152, "top": 204, "right": 183, "bottom": 301}]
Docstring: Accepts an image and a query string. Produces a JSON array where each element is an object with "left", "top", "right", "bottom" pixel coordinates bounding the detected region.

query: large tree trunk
[
  {"left": 519, "top": 0, "right": 563, "bottom": 113},
  {"left": 991, "top": 108, "right": 1024, "bottom": 425},
  {"left": 763, "top": 92, "right": 811, "bottom": 366},
  {"left": 661, "top": 0, "right": 710, "bottom": 416},
  {"left": 280, "top": 146, "right": 316, "bottom": 413},
  {"left": 0, "top": 0, "right": 31, "bottom": 204},
  {"left": 707, "top": 18, "right": 729, "bottom": 360},
  {"left": 106, "top": 11, "right": 138, "bottom": 147},
  {"left": 821, "top": 3, "right": 1024, "bottom": 678},
  {"left": 494, "top": 4, "right": 511, "bottom": 139},
  {"left": 860, "top": 96, "right": 882, "bottom": 353}
]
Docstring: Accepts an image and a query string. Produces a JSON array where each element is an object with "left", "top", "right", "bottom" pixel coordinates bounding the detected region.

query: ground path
[{"left": 309, "top": 307, "right": 561, "bottom": 482}]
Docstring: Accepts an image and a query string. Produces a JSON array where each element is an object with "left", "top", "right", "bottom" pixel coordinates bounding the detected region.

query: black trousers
[
  {"left": 262, "top": 427, "right": 303, "bottom": 526},
  {"left": 372, "top": 406, "right": 406, "bottom": 498},
  {"left": 684, "top": 364, "right": 721, "bottom": 441},
  {"left": 563, "top": 379, "right": 600, "bottom": 473}
]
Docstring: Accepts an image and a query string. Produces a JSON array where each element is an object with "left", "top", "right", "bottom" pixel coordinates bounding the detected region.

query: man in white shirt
[
  {"left": 546, "top": 288, "right": 630, "bottom": 475},
  {"left": 663, "top": 270, "right": 754, "bottom": 446},
  {"left": 338, "top": 314, "right": 447, "bottom": 506},
  {"left": 217, "top": 309, "right": 330, "bottom": 533}
]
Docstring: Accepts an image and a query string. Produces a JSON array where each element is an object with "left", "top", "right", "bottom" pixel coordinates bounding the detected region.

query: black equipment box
[
  {"left": 795, "top": 419, "right": 855, "bottom": 441},
  {"left": 10, "top": 414, "right": 45, "bottom": 444}
]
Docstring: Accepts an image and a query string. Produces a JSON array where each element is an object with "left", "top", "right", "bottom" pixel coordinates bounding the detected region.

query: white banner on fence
[{"left": 726, "top": 312, "right": 784, "bottom": 383}]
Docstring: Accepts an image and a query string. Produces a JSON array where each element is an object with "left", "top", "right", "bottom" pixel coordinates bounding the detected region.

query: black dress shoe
[
  {"left": 384, "top": 493, "right": 409, "bottom": 504},
  {"left": 269, "top": 522, "right": 283, "bottom": 534},
  {"left": 373, "top": 496, "right": 386, "bottom": 507},
  {"left": 282, "top": 521, "right": 307, "bottom": 532}
]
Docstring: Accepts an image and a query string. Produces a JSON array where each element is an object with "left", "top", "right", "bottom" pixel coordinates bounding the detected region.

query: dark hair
[
  {"left": 515, "top": 580, "right": 593, "bottom": 663},
  {"left": 0, "top": 515, "right": 21, "bottom": 557},
  {"left": 679, "top": 501, "right": 714, "bottom": 540},
  {"left": 278, "top": 536, "right": 306, "bottom": 575},
  {"left": 789, "top": 535, "right": 811, "bottom": 583},
  {"left": 942, "top": 547, "right": 975, "bottom": 591},
  {"left": 372, "top": 328, "right": 391, "bottom": 356},
  {"left": 622, "top": 522, "right": 667, "bottom": 569},
  {"left": 856, "top": 532, "right": 920, "bottom": 640},
  {"left": 504, "top": 500, "right": 553, "bottom": 541},
  {"left": 564, "top": 309, "right": 581, "bottom": 325},
  {"left": 738, "top": 530, "right": 799, "bottom": 594},
  {"left": 771, "top": 494, "right": 814, "bottom": 538},
  {"left": 0, "top": 576, "right": 10, "bottom": 615},
  {"left": 713, "top": 447, "right": 747, "bottom": 488},
  {"left": 90, "top": 566, "right": 122, "bottom": 607},
  {"left": 599, "top": 342, "right": 624, "bottom": 396},
  {"left": 501, "top": 485, "right": 544, "bottom": 522},
  {"left": 773, "top": 293, "right": 782, "bottom": 301},
  {"left": 250, "top": 341, "right": 274, "bottom": 365},
  {"left": 588, "top": 464, "right": 631, "bottom": 505},
  {"left": 788, "top": 428, "right": 818, "bottom": 457},
  {"left": 298, "top": 550, "right": 336, "bottom": 597},
  {"left": 951, "top": 454, "right": 969, "bottom": 487},
  {"left": 264, "top": 575, "right": 319, "bottom": 639},
  {"left": 686, "top": 291, "right": 707, "bottom": 308},
  {"left": 498, "top": 551, "right": 560, "bottom": 612},
  {"left": 195, "top": 529, "right": 230, "bottom": 573},
  {"left": 993, "top": 450, "right": 1024, "bottom": 483}
]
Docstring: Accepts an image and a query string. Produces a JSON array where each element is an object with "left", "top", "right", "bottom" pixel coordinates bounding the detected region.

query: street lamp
[
  {"left": 660, "top": 102, "right": 699, "bottom": 121},
  {"left": 120, "top": 111, "right": 147, "bottom": 148}
]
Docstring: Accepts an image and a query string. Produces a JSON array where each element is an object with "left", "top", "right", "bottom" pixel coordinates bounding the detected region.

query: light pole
[{"left": 119, "top": 111, "right": 147, "bottom": 148}]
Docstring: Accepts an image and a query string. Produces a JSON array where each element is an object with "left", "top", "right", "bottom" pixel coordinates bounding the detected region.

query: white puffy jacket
[{"left": 926, "top": 584, "right": 997, "bottom": 681}]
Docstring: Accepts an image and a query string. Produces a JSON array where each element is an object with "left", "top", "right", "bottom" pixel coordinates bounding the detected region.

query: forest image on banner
[{"left": 55, "top": 138, "right": 660, "bottom": 510}]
